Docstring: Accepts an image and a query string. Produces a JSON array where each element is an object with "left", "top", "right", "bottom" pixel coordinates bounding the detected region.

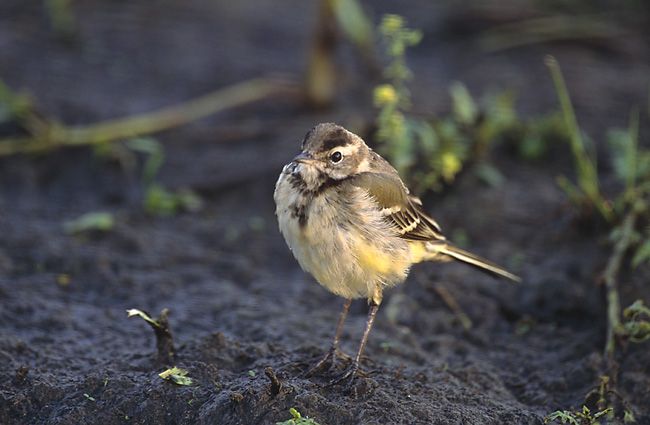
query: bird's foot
[
  {"left": 303, "top": 347, "right": 350, "bottom": 377},
  {"left": 327, "top": 361, "right": 361, "bottom": 388}
]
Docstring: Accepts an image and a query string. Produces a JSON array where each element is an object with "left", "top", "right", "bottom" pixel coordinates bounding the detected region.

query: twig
[
  {"left": 264, "top": 367, "right": 283, "bottom": 397},
  {"left": 432, "top": 284, "right": 473, "bottom": 330},
  {"left": 0, "top": 76, "right": 297, "bottom": 156},
  {"left": 480, "top": 15, "right": 623, "bottom": 52},
  {"left": 603, "top": 209, "right": 637, "bottom": 378}
]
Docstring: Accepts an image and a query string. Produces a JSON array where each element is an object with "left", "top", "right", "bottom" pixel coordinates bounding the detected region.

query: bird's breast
[{"left": 274, "top": 173, "right": 412, "bottom": 300}]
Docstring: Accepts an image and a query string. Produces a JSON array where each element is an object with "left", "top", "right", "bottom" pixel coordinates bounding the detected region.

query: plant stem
[
  {"left": 0, "top": 77, "right": 296, "bottom": 156},
  {"left": 545, "top": 55, "right": 613, "bottom": 222},
  {"left": 603, "top": 209, "right": 637, "bottom": 376}
]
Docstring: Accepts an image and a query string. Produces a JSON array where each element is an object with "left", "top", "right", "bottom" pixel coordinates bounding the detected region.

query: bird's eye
[{"left": 330, "top": 151, "right": 343, "bottom": 163}]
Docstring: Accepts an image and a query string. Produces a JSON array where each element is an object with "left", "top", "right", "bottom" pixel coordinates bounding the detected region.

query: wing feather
[{"left": 348, "top": 172, "right": 445, "bottom": 241}]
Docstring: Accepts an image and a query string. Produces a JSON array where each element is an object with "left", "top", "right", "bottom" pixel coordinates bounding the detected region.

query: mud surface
[{"left": 1, "top": 1, "right": 649, "bottom": 424}]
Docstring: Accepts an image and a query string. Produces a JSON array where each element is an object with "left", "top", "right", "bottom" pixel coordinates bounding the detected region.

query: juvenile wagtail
[{"left": 274, "top": 123, "right": 519, "bottom": 385}]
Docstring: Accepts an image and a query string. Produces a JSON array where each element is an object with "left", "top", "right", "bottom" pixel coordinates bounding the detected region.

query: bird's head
[{"left": 290, "top": 123, "right": 371, "bottom": 188}]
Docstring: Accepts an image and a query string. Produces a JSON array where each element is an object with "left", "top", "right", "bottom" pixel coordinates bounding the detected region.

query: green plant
[
  {"left": 276, "top": 408, "right": 321, "bottom": 425},
  {"left": 126, "top": 138, "right": 202, "bottom": 217},
  {"left": 63, "top": 211, "right": 115, "bottom": 234},
  {"left": 545, "top": 55, "right": 649, "bottom": 423},
  {"left": 0, "top": 77, "right": 292, "bottom": 157},
  {"left": 44, "top": 0, "right": 77, "bottom": 40},
  {"left": 546, "top": 56, "right": 613, "bottom": 221},
  {"left": 159, "top": 367, "right": 193, "bottom": 386},
  {"left": 374, "top": 15, "right": 523, "bottom": 193},
  {"left": 373, "top": 14, "right": 422, "bottom": 176},
  {"left": 546, "top": 376, "right": 635, "bottom": 424},
  {"left": 545, "top": 406, "right": 612, "bottom": 425},
  {"left": 619, "top": 300, "right": 650, "bottom": 343},
  {"left": 127, "top": 308, "right": 176, "bottom": 365}
]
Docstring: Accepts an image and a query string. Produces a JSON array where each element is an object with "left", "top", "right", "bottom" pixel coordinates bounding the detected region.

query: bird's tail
[{"left": 427, "top": 242, "right": 521, "bottom": 282}]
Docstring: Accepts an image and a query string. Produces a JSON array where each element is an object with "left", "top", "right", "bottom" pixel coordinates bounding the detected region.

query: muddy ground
[{"left": 1, "top": 1, "right": 649, "bottom": 424}]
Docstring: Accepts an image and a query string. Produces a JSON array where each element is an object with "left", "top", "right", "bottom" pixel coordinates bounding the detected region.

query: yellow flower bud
[{"left": 374, "top": 84, "right": 397, "bottom": 106}]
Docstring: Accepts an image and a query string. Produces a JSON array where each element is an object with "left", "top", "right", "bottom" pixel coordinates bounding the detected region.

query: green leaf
[
  {"left": 126, "top": 309, "right": 161, "bottom": 329},
  {"left": 544, "top": 410, "right": 579, "bottom": 425},
  {"left": 159, "top": 367, "right": 193, "bottom": 386},
  {"left": 64, "top": 211, "right": 115, "bottom": 234},
  {"left": 474, "top": 162, "right": 505, "bottom": 187},
  {"left": 126, "top": 137, "right": 164, "bottom": 186},
  {"left": 624, "top": 409, "right": 636, "bottom": 423},
  {"left": 632, "top": 240, "right": 650, "bottom": 268},
  {"left": 331, "top": 0, "right": 373, "bottom": 49},
  {"left": 276, "top": 408, "right": 321, "bottom": 425},
  {"left": 450, "top": 82, "right": 478, "bottom": 125},
  {"left": 519, "top": 135, "right": 546, "bottom": 160}
]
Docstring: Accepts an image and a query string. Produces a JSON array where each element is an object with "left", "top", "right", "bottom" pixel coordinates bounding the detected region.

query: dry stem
[{"left": 0, "top": 77, "right": 296, "bottom": 156}]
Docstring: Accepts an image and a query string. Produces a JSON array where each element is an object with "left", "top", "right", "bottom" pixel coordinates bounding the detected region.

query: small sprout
[
  {"left": 159, "top": 367, "right": 193, "bottom": 386},
  {"left": 515, "top": 316, "right": 535, "bottom": 336},
  {"left": 248, "top": 216, "right": 266, "bottom": 232},
  {"left": 126, "top": 137, "right": 202, "bottom": 217},
  {"left": 144, "top": 185, "right": 202, "bottom": 217},
  {"left": 127, "top": 308, "right": 176, "bottom": 365},
  {"left": 83, "top": 393, "right": 96, "bottom": 402},
  {"left": 56, "top": 273, "right": 71, "bottom": 287},
  {"left": 379, "top": 341, "right": 393, "bottom": 352},
  {"left": 544, "top": 406, "right": 612, "bottom": 425},
  {"left": 624, "top": 410, "right": 636, "bottom": 423},
  {"left": 127, "top": 309, "right": 162, "bottom": 328},
  {"left": 276, "top": 408, "right": 321, "bottom": 425},
  {"left": 64, "top": 211, "right": 115, "bottom": 234},
  {"left": 247, "top": 370, "right": 256, "bottom": 377}
]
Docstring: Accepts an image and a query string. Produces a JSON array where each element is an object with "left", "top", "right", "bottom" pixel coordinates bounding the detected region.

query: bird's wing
[{"left": 348, "top": 172, "right": 445, "bottom": 241}]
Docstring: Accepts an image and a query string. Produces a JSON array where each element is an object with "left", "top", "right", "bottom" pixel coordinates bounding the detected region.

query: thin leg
[
  {"left": 329, "top": 301, "right": 379, "bottom": 387},
  {"left": 331, "top": 298, "right": 352, "bottom": 350},
  {"left": 304, "top": 298, "right": 352, "bottom": 377}
]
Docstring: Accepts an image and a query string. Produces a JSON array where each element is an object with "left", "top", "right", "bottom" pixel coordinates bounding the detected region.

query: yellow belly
[{"left": 354, "top": 238, "right": 407, "bottom": 277}]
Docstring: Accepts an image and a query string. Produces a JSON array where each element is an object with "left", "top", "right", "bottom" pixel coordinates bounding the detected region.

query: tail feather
[{"left": 436, "top": 243, "right": 521, "bottom": 283}]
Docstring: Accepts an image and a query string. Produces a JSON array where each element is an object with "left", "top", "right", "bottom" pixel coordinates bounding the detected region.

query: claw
[
  {"left": 327, "top": 362, "right": 359, "bottom": 388},
  {"left": 303, "top": 349, "right": 334, "bottom": 377},
  {"left": 303, "top": 348, "right": 350, "bottom": 377}
]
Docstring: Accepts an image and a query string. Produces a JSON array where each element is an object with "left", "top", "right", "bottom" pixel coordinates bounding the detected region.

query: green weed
[
  {"left": 126, "top": 138, "right": 202, "bottom": 217},
  {"left": 373, "top": 15, "right": 528, "bottom": 193},
  {"left": 44, "top": 0, "right": 77, "bottom": 40},
  {"left": 544, "top": 55, "right": 648, "bottom": 425},
  {"left": 64, "top": 211, "right": 115, "bottom": 234},
  {"left": 159, "top": 366, "right": 193, "bottom": 386},
  {"left": 276, "top": 408, "right": 321, "bottom": 425},
  {"left": 619, "top": 300, "right": 650, "bottom": 343},
  {"left": 545, "top": 406, "right": 612, "bottom": 425}
]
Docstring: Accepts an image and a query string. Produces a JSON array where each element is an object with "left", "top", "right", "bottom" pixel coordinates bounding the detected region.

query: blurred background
[{"left": 1, "top": 1, "right": 649, "bottom": 424}]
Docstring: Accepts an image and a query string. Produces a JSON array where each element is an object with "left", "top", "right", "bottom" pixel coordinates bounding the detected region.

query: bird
[{"left": 273, "top": 122, "right": 520, "bottom": 386}]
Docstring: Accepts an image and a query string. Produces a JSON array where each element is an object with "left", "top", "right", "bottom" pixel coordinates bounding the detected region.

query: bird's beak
[{"left": 292, "top": 152, "right": 314, "bottom": 164}]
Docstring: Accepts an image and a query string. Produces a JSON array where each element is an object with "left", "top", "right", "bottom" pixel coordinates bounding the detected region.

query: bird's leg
[
  {"left": 304, "top": 298, "right": 352, "bottom": 377},
  {"left": 329, "top": 299, "right": 380, "bottom": 387}
]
